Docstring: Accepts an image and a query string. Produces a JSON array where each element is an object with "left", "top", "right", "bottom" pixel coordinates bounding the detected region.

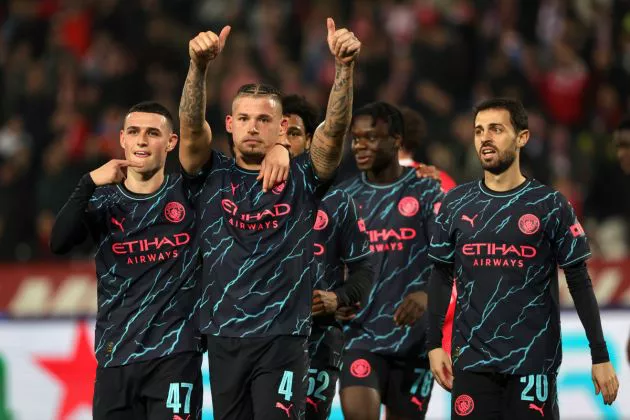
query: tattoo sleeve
[
  {"left": 310, "top": 62, "right": 354, "bottom": 180},
  {"left": 179, "top": 61, "right": 212, "bottom": 173}
]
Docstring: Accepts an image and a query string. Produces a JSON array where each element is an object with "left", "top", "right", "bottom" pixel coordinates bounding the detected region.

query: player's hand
[
  {"left": 429, "top": 348, "right": 453, "bottom": 391},
  {"left": 89, "top": 159, "right": 143, "bottom": 186},
  {"left": 393, "top": 291, "right": 427, "bottom": 326},
  {"left": 257, "top": 143, "right": 290, "bottom": 192},
  {"left": 326, "top": 18, "right": 361, "bottom": 65},
  {"left": 189, "top": 26, "right": 231, "bottom": 69},
  {"left": 415, "top": 163, "right": 441, "bottom": 182},
  {"left": 592, "top": 361, "right": 619, "bottom": 405},
  {"left": 335, "top": 302, "right": 361, "bottom": 321},
  {"left": 312, "top": 290, "right": 339, "bottom": 316}
]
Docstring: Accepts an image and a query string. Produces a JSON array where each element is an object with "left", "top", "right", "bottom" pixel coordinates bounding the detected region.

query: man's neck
[
  {"left": 483, "top": 162, "right": 526, "bottom": 192},
  {"left": 366, "top": 161, "right": 404, "bottom": 184},
  {"left": 124, "top": 169, "right": 165, "bottom": 194}
]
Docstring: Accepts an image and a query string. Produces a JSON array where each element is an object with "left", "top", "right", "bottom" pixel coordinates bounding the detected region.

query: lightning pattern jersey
[
  {"left": 340, "top": 168, "right": 443, "bottom": 357},
  {"left": 429, "top": 179, "right": 590, "bottom": 374},
  {"left": 87, "top": 174, "right": 203, "bottom": 367},
  {"left": 309, "top": 188, "right": 371, "bottom": 366},
  {"left": 194, "top": 152, "right": 322, "bottom": 338}
]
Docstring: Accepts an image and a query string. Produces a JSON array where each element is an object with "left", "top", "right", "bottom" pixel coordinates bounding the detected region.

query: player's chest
[
  {"left": 452, "top": 201, "right": 550, "bottom": 263},
  {"left": 103, "top": 194, "right": 194, "bottom": 265}
]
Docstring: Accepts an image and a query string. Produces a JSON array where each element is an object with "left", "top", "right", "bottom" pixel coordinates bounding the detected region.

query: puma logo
[
  {"left": 111, "top": 217, "right": 125, "bottom": 232},
  {"left": 528, "top": 403, "right": 545, "bottom": 417},
  {"left": 411, "top": 396, "right": 423, "bottom": 411},
  {"left": 173, "top": 415, "right": 190, "bottom": 420},
  {"left": 306, "top": 397, "right": 319, "bottom": 412},
  {"left": 231, "top": 183, "right": 240, "bottom": 195},
  {"left": 275, "top": 402, "right": 293, "bottom": 418},
  {"left": 461, "top": 214, "right": 478, "bottom": 228}
]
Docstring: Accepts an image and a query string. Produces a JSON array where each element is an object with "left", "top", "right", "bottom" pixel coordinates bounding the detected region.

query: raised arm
[
  {"left": 179, "top": 27, "right": 230, "bottom": 174},
  {"left": 309, "top": 18, "right": 361, "bottom": 180}
]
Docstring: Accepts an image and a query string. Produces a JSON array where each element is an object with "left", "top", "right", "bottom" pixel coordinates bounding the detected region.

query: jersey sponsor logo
[
  {"left": 350, "top": 358, "right": 371, "bottom": 378},
  {"left": 570, "top": 222, "right": 585, "bottom": 238},
  {"left": 454, "top": 394, "right": 474, "bottom": 416},
  {"left": 367, "top": 228, "right": 416, "bottom": 253},
  {"left": 272, "top": 181, "right": 286, "bottom": 195},
  {"left": 275, "top": 402, "right": 293, "bottom": 418},
  {"left": 230, "top": 182, "right": 240, "bottom": 195},
  {"left": 398, "top": 196, "right": 420, "bottom": 217},
  {"left": 357, "top": 218, "right": 366, "bottom": 232},
  {"left": 111, "top": 233, "right": 190, "bottom": 265},
  {"left": 111, "top": 217, "right": 125, "bottom": 232},
  {"left": 314, "top": 210, "right": 329, "bottom": 231},
  {"left": 314, "top": 243, "right": 325, "bottom": 256},
  {"left": 528, "top": 402, "right": 545, "bottom": 417},
  {"left": 518, "top": 213, "right": 540, "bottom": 235},
  {"left": 164, "top": 202, "right": 186, "bottom": 223},
  {"left": 462, "top": 242, "right": 537, "bottom": 268},
  {"left": 221, "top": 199, "right": 291, "bottom": 231},
  {"left": 461, "top": 214, "right": 478, "bottom": 228}
]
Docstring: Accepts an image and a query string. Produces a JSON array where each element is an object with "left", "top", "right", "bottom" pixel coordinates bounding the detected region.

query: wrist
[
  {"left": 274, "top": 142, "right": 291, "bottom": 154},
  {"left": 335, "top": 60, "right": 355, "bottom": 69},
  {"left": 191, "top": 59, "right": 209, "bottom": 73}
]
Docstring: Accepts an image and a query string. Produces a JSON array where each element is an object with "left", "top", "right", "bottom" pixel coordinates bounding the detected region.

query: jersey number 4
[{"left": 166, "top": 382, "right": 193, "bottom": 414}]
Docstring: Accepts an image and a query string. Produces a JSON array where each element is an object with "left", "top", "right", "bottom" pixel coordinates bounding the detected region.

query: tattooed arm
[
  {"left": 179, "top": 27, "right": 231, "bottom": 174},
  {"left": 310, "top": 18, "right": 361, "bottom": 181}
]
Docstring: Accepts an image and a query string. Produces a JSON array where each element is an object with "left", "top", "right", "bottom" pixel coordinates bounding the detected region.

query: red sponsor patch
[
  {"left": 314, "top": 210, "right": 329, "bottom": 231},
  {"left": 164, "top": 202, "right": 185, "bottom": 223},
  {"left": 350, "top": 358, "right": 371, "bottom": 378},
  {"left": 518, "top": 214, "right": 540, "bottom": 235},
  {"left": 454, "top": 394, "right": 474, "bottom": 416},
  {"left": 570, "top": 222, "right": 585, "bottom": 237},
  {"left": 398, "top": 196, "right": 420, "bottom": 217}
]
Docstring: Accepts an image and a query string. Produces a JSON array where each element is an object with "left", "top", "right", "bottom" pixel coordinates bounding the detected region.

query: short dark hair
[
  {"left": 473, "top": 98, "right": 528, "bottom": 133},
  {"left": 126, "top": 101, "right": 175, "bottom": 132},
  {"left": 399, "top": 106, "right": 427, "bottom": 152},
  {"left": 616, "top": 117, "right": 630, "bottom": 131},
  {"left": 235, "top": 83, "right": 283, "bottom": 112},
  {"left": 352, "top": 101, "right": 404, "bottom": 137},
  {"left": 282, "top": 94, "right": 319, "bottom": 137}
]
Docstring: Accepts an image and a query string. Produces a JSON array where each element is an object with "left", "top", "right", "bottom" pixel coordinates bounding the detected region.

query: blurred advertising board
[{"left": 0, "top": 312, "right": 628, "bottom": 419}]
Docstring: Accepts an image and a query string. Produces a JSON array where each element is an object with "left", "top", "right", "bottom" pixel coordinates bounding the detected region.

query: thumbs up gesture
[
  {"left": 326, "top": 18, "right": 361, "bottom": 65},
  {"left": 188, "top": 26, "right": 231, "bottom": 69}
]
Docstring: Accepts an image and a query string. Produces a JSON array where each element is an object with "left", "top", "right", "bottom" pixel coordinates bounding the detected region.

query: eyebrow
[
  {"left": 475, "top": 123, "right": 506, "bottom": 129},
  {"left": 236, "top": 112, "right": 273, "bottom": 118},
  {"left": 126, "top": 125, "right": 162, "bottom": 133}
]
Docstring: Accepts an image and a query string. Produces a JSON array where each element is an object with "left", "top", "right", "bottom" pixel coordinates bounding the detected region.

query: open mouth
[
  {"left": 355, "top": 155, "right": 372, "bottom": 164},
  {"left": 480, "top": 147, "right": 497, "bottom": 158},
  {"left": 134, "top": 151, "right": 150, "bottom": 158}
]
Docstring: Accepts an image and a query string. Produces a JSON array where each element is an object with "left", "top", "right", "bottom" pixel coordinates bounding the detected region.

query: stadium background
[{"left": 0, "top": 0, "right": 629, "bottom": 419}]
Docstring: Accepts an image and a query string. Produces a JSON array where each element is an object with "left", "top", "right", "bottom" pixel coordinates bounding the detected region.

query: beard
[
  {"left": 479, "top": 140, "right": 518, "bottom": 175},
  {"left": 236, "top": 142, "right": 266, "bottom": 165}
]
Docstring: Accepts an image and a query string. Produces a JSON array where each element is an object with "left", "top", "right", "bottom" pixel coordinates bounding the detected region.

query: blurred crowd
[{"left": 1, "top": 0, "right": 629, "bottom": 261}]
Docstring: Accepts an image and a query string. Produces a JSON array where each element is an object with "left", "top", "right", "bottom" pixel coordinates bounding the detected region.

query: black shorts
[
  {"left": 451, "top": 371, "right": 559, "bottom": 420},
  {"left": 339, "top": 350, "right": 434, "bottom": 419},
  {"left": 207, "top": 335, "right": 309, "bottom": 420},
  {"left": 93, "top": 351, "right": 203, "bottom": 420}
]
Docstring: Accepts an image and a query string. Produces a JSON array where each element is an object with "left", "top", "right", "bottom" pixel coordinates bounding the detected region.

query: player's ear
[
  {"left": 306, "top": 134, "right": 312, "bottom": 150},
  {"left": 393, "top": 134, "right": 402, "bottom": 149},
  {"left": 279, "top": 116, "right": 288, "bottom": 136},
  {"left": 166, "top": 133, "right": 178, "bottom": 152},
  {"left": 517, "top": 129, "right": 530, "bottom": 148},
  {"left": 226, "top": 115, "right": 233, "bottom": 134},
  {"left": 119, "top": 129, "right": 126, "bottom": 150}
]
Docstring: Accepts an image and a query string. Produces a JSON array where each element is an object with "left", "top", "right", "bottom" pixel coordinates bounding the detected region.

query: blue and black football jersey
[
  {"left": 309, "top": 188, "right": 371, "bottom": 366},
  {"left": 87, "top": 174, "right": 203, "bottom": 367},
  {"left": 194, "top": 151, "right": 322, "bottom": 338},
  {"left": 340, "top": 168, "right": 443, "bottom": 358},
  {"left": 429, "top": 179, "right": 590, "bottom": 374}
]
